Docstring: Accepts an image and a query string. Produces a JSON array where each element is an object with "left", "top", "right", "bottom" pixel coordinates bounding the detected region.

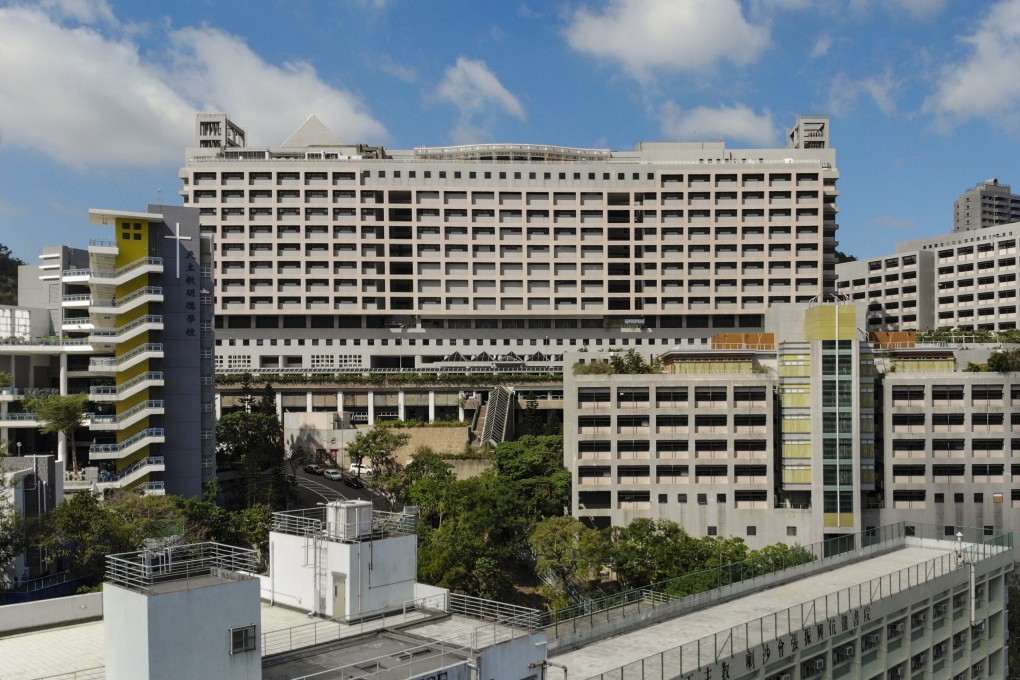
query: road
[{"left": 289, "top": 468, "right": 396, "bottom": 511}]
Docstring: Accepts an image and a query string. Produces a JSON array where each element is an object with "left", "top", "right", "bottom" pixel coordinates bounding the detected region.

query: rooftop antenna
[{"left": 156, "top": 188, "right": 162, "bottom": 206}]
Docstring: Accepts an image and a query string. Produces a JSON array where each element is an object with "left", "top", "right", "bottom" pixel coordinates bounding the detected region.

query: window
[
  {"left": 230, "top": 625, "right": 257, "bottom": 654},
  {"left": 716, "top": 493, "right": 726, "bottom": 503},
  {"left": 787, "top": 526, "right": 797, "bottom": 536},
  {"left": 677, "top": 493, "right": 688, "bottom": 503},
  {"left": 697, "top": 493, "right": 708, "bottom": 505},
  {"left": 974, "top": 493, "right": 984, "bottom": 503},
  {"left": 658, "top": 494, "right": 667, "bottom": 504},
  {"left": 747, "top": 526, "right": 757, "bottom": 536},
  {"left": 954, "top": 493, "right": 964, "bottom": 503},
  {"left": 707, "top": 526, "right": 718, "bottom": 536},
  {"left": 934, "top": 493, "right": 944, "bottom": 503}
]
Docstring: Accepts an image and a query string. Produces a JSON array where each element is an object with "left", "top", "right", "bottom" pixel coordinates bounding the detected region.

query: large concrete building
[
  {"left": 0, "top": 205, "right": 213, "bottom": 497},
  {"left": 565, "top": 303, "right": 1020, "bottom": 547},
  {"left": 954, "top": 179, "right": 1020, "bottom": 232},
  {"left": 179, "top": 112, "right": 839, "bottom": 375},
  {"left": 836, "top": 222, "right": 1020, "bottom": 332}
]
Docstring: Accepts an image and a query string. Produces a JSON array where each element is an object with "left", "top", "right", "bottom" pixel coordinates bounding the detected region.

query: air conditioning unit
[
  {"left": 935, "top": 603, "right": 948, "bottom": 616},
  {"left": 916, "top": 611, "right": 928, "bottom": 623},
  {"left": 972, "top": 619, "right": 986, "bottom": 634},
  {"left": 845, "top": 645, "right": 855, "bottom": 657},
  {"left": 890, "top": 667, "right": 904, "bottom": 679},
  {"left": 892, "top": 622, "right": 905, "bottom": 634},
  {"left": 780, "top": 673, "right": 792, "bottom": 680},
  {"left": 815, "top": 659, "right": 825, "bottom": 671},
  {"left": 867, "top": 632, "right": 882, "bottom": 645}
]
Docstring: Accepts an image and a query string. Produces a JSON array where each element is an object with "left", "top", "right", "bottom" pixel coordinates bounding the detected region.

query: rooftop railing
[
  {"left": 271, "top": 506, "right": 419, "bottom": 541},
  {"left": 588, "top": 525, "right": 1013, "bottom": 680},
  {"left": 105, "top": 542, "right": 257, "bottom": 591}
]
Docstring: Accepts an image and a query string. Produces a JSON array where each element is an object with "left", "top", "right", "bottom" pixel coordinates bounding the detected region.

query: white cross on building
[{"left": 164, "top": 222, "right": 192, "bottom": 278}]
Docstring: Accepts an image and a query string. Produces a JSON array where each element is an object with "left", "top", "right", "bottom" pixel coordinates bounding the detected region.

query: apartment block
[
  {"left": 836, "top": 223, "right": 1020, "bottom": 331},
  {"left": 565, "top": 303, "right": 1020, "bottom": 547},
  {"left": 0, "top": 206, "right": 213, "bottom": 497},
  {"left": 566, "top": 303, "right": 879, "bottom": 547},
  {"left": 180, "top": 113, "right": 839, "bottom": 374},
  {"left": 954, "top": 179, "right": 1020, "bottom": 232}
]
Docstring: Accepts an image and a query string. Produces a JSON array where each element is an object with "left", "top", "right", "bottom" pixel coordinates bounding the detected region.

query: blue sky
[{"left": 1, "top": 0, "right": 1019, "bottom": 263}]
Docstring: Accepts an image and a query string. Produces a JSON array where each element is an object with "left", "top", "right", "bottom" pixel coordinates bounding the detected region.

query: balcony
[{"left": 89, "top": 428, "right": 166, "bottom": 460}]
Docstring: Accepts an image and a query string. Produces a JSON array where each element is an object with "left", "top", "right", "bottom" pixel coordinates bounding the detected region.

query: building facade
[
  {"left": 564, "top": 303, "right": 1020, "bottom": 547},
  {"left": 179, "top": 113, "right": 839, "bottom": 375},
  {"left": 954, "top": 179, "right": 1020, "bottom": 232},
  {"left": 0, "top": 206, "right": 213, "bottom": 497},
  {"left": 836, "top": 223, "right": 1020, "bottom": 332}
]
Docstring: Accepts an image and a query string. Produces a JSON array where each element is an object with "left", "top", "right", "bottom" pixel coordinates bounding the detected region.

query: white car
[
  {"left": 323, "top": 469, "right": 343, "bottom": 481},
  {"left": 348, "top": 463, "right": 374, "bottom": 476}
]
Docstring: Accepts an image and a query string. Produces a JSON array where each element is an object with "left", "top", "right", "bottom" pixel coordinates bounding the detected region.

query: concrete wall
[
  {"left": 0, "top": 591, "right": 103, "bottom": 634},
  {"left": 105, "top": 578, "right": 261, "bottom": 680},
  {"left": 478, "top": 632, "right": 547, "bottom": 680},
  {"left": 447, "top": 458, "right": 493, "bottom": 480}
]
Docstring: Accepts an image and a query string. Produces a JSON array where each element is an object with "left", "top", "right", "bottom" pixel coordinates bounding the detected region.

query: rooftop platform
[{"left": 548, "top": 535, "right": 1012, "bottom": 680}]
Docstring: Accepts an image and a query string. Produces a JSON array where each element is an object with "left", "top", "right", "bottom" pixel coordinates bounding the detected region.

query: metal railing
[
  {"left": 588, "top": 527, "right": 1013, "bottom": 680},
  {"left": 449, "top": 592, "right": 541, "bottom": 629},
  {"left": 89, "top": 428, "right": 165, "bottom": 454},
  {"left": 542, "top": 524, "right": 907, "bottom": 637},
  {"left": 96, "top": 456, "right": 164, "bottom": 484},
  {"left": 89, "top": 315, "right": 163, "bottom": 338},
  {"left": 90, "top": 257, "right": 163, "bottom": 281},
  {"left": 93, "top": 285, "right": 164, "bottom": 309},
  {"left": 90, "top": 400, "right": 165, "bottom": 425},
  {"left": 271, "top": 507, "right": 419, "bottom": 540},
  {"left": 89, "top": 371, "right": 164, "bottom": 396},
  {"left": 89, "top": 343, "right": 163, "bottom": 369},
  {"left": 105, "top": 542, "right": 257, "bottom": 591}
]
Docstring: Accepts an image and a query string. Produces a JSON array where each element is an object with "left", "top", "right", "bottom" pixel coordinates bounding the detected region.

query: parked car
[
  {"left": 343, "top": 476, "right": 365, "bottom": 489},
  {"left": 303, "top": 464, "right": 325, "bottom": 475},
  {"left": 348, "top": 462, "right": 374, "bottom": 477},
  {"left": 323, "top": 469, "right": 343, "bottom": 481}
]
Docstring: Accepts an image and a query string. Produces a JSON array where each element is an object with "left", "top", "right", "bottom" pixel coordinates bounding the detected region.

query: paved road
[{"left": 290, "top": 468, "right": 396, "bottom": 511}]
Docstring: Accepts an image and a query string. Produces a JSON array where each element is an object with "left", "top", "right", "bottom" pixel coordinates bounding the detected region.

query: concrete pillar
[
  {"left": 398, "top": 390, "right": 405, "bottom": 421},
  {"left": 306, "top": 390, "right": 313, "bottom": 413},
  {"left": 367, "top": 390, "right": 374, "bottom": 426},
  {"left": 275, "top": 391, "right": 283, "bottom": 421},
  {"left": 336, "top": 391, "right": 344, "bottom": 416},
  {"left": 57, "top": 353, "right": 67, "bottom": 467},
  {"left": 214, "top": 393, "right": 222, "bottom": 420},
  {"left": 428, "top": 391, "right": 436, "bottom": 422}
]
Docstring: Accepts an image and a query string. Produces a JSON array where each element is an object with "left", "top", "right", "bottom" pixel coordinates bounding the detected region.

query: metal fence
[
  {"left": 589, "top": 528, "right": 1013, "bottom": 680},
  {"left": 543, "top": 523, "right": 905, "bottom": 638},
  {"left": 105, "top": 542, "right": 257, "bottom": 590}
]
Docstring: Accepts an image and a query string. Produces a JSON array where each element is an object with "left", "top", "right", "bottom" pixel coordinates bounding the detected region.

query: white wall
[
  {"left": 265, "top": 530, "right": 418, "bottom": 620},
  {"left": 0, "top": 592, "right": 103, "bottom": 634},
  {"left": 105, "top": 578, "right": 262, "bottom": 680}
]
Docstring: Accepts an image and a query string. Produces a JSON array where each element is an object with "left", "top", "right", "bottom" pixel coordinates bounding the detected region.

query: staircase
[{"left": 479, "top": 386, "right": 514, "bottom": 446}]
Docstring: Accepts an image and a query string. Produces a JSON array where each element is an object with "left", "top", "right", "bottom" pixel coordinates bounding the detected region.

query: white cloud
[
  {"left": 169, "top": 27, "right": 386, "bottom": 146},
  {"left": 810, "top": 34, "right": 833, "bottom": 58},
  {"left": 925, "top": 0, "right": 1020, "bottom": 129},
  {"left": 564, "top": 0, "right": 770, "bottom": 80},
  {"left": 435, "top": 57, "right": 525, "bottom": 143},
  {"left": 39, "top": 0, "right": 115, "bottom": 24},
  {"left": 0, "top": 5, "right": 386, "bottom": 169},
  {"left": 829, "top": 71, "right": 899, "bottom": 116},
  {"left": 659, "top": 103, "right": 778, "bottom": 146}
]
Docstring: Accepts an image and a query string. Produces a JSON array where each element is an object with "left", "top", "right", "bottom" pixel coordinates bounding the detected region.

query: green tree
[
  {"left": 0, "top": 371, "right": 13, "bottom": 388},
  {"left": 492, "top": 435, "right": 570, "bottom": 519},
  {"left": 400, "top": 448, "right": 455, "bottom": 524},
  {"left": 0, "top": 479, "right": 25, "bottom": 577},
  {"left": 36, "top": 492, "right": 133, "bottom": 586},
  {"left": 345, "top": 425, "right": 410, "bottom": 477},
  {"left": 0, "top": 243, "right": 25, "bottom": 307},
  {"left": 988, "top": 349, "right": 1020, "bottom": 373},
  {"left": 609, "top": 518, "right": 708, "bottom": 588},
  {"left": 522, "top": 393, "right": 542, "bottom": 436},
  {"left": 26, "top": 393, "right": 89, "bottom": 473},
  {"left": 529, "top": 516, "right": 608, "bottom": 601},
  {"left": 216, "top": 376, "right": 285, "bottom": 507}
]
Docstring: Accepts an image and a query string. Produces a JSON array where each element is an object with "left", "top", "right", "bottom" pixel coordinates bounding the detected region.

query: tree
[
  {"left": 0, "top": 243, "right": 25, "bottom": 307},
  {"left": 988, "top": 349, "right": 1020, "bottom": 373},
  {"left": 609, "top": 518, "right": 708, "bottom": 588},
  {"left": 529, "top": 516, "right": 608, "bottom": 603},
  {"left": 345, "top": 425, "right": 410, "bottom": 478},
  {"left": 26, "top": 393, "right": 89, "bottom": 473},
  {"left": 0, "top": 479, "right": 25, "bottom": 578},
  {"left": 522, "top": 394, "right": 542, "bottom": 436},
  {"left": 36, "top": 491, "right": 133, "bottom": 586},
  {"left": 492, "top": 435, "right": 570, "bottom": 519},
  {"left": 216, "top": 377, "right": 285, "bottom": 508}
]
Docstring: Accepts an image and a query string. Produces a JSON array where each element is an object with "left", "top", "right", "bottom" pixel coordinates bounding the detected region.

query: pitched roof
[{"left": 280, "top": 114, "right": 343, "bottom": 147}]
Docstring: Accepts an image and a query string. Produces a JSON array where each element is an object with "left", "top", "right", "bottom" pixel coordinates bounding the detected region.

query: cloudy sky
[{"left": 1, "top": 0, "right": 1019, "bottom": 262}]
